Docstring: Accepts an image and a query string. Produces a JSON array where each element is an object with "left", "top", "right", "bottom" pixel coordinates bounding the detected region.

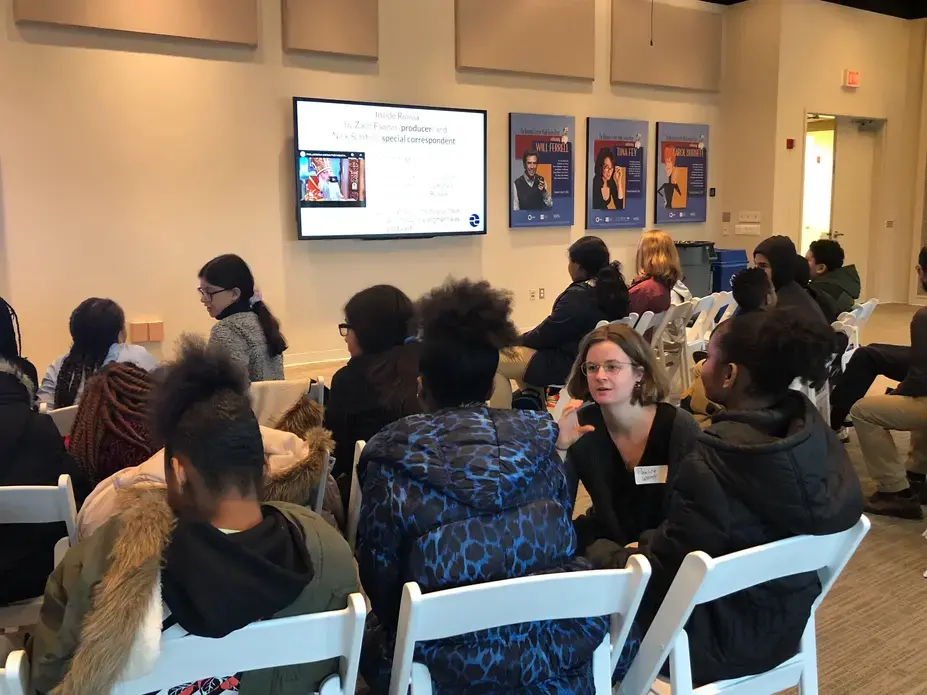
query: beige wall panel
[
  {"left": 456, "top": 0, "right": 595, "bottom": 79},
  {"left": 283, "top": 0, "right": 378, "bottom": 59}
]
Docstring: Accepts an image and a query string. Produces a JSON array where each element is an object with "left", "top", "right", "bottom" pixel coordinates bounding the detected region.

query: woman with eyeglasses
[
  {"left": 325, "top": 285, "right": 420, "bottom": 489},
  {"left": 556, "top": 323, "right": 699, "bottom": 560},
  {"left": 198, "top": 254, "right": 286, "bottom": 383}
]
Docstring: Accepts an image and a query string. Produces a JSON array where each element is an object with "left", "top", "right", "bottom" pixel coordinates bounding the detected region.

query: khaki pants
[
  {"left": 490, "top": 347, "right": 537, "bottom": 409},
  {"left": 850, "top": 394, "right": 927, "bottom": 493}
]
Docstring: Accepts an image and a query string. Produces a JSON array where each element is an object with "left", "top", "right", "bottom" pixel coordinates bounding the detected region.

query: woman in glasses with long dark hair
[{"left": 325, "top": 285, "right": 421, "bottom": 487}]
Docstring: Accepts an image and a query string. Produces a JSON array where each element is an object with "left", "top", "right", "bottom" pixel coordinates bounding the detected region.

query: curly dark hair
[
  {"left": 54, "top": 298, "right": 125, "bottom": 409},
  {"left": 808, "top": 239, "right": 845, "bottom": 273},
  {"left": 151, "top": 335, "right": 263, "bottom": 496},
  {"left": 418, "top": 278, "right": 518, "bottom": 407},
  {"left": 714, "top": 308, "right": 836, "bottom": 396},
  {"left": 731, "top": 267, "right": 773, "bottom": 313}
]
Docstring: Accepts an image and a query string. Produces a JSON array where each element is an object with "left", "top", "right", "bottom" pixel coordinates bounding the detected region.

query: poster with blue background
[
  {"left": 510, "top": 113, "right": 575, "bottom": 228},
  {"left": 586, "top": 118, "right": 647, "bottom": 229},
  {"left": 655, "top": 122, "right": 709, "bottom": 224}
]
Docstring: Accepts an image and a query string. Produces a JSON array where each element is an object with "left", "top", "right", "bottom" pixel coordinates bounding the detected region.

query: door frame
[{"left": 799, "top": 110, "right": 886, "bottom": 301}]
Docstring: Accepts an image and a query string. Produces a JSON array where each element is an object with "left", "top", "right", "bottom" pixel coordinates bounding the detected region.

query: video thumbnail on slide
[{"left": 298, "top": 151, "right": 366, "bottom": 208}]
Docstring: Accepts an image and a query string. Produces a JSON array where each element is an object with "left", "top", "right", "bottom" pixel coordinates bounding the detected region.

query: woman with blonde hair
[
  {"left": 556, "top": 323, "right": 699, "bottom": 560},
  {"left": 629, "top": 229, "right": 683, "bottom": 315}
]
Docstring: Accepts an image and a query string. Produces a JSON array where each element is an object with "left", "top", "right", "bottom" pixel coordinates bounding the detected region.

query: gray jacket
[{"left": 209, "top": 311, "right": 284, "bottom": 383}]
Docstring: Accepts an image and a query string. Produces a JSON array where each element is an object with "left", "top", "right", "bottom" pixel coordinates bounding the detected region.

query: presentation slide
[{"left": 294, "top": 98, "right": 487, "bottom": 240}]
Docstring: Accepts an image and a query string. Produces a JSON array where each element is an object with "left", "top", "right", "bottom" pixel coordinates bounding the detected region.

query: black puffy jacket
[
  {"left": 593, "top": 392, "right": 862, "bottom": 686},
  {"left": 521, "top": 281, "right": 628, "bottom": 386}
]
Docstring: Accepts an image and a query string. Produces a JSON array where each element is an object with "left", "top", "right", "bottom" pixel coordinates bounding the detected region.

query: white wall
[{"left": 0, "top": 0, "right": 721, "bottom": 372}]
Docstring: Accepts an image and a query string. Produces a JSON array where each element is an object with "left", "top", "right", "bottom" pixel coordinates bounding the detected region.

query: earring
[{"left": 632, "top": 381, "right": 643, "bottom": 402}]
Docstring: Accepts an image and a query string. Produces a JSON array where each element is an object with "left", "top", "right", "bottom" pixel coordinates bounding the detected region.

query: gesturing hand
[{"left": 556, "top": 400, "right": 595, "bottom": 451}]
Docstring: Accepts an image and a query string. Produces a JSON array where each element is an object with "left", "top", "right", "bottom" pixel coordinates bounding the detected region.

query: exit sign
[{"left": 843, "top": 70, "right": 861, "bottom": 88}]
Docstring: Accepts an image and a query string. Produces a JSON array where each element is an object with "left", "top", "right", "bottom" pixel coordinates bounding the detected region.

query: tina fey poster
[
  {"left": 655, "top": 122, "right": 709, "bottom": 225},
  {"left": 509, "top": 113, "right": 575, "bottom": 228},
  {"left": 586, "top": 117, "right": 648, "bottom": 230}
]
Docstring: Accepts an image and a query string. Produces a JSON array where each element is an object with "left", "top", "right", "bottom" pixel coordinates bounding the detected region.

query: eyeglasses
[
  {"left": 581, "top": 360, "right": 634, "bottom": 376},
  {"left": 338, "top": 323, "right": 352, "bottom": 337},
  {"left": 198, "top": 287, "right": 231, "bottom": 300}
]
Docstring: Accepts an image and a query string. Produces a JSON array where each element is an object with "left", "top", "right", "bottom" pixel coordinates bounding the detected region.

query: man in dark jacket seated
[
  {"left": 805, "top": 239, "right": 861, "bottom": 323},
  {"left": 0, "top": 358, "right": 91, "bottom": 606},
  {"left": 356, "top": 279, "right": 610, "bottom": 694},
  {"left": 573, "top": 309, "right": 862, "bottom": 686}
]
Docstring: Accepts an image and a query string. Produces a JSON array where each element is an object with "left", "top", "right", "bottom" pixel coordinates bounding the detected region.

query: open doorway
[{"left": 800, "top": 113, "right": 884, "bottom": 299}]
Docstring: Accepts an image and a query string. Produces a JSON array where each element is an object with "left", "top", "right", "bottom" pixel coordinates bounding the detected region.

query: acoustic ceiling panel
[{"left": 283, "top": 0, "right": 379, "bottom": 59}]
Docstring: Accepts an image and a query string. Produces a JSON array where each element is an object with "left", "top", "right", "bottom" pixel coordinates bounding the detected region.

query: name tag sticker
[{"left": 634, "top": 465, "right": 668, "bottom": 485}]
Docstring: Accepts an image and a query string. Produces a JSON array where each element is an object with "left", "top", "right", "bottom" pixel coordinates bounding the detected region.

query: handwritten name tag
[{"left": 634, "top": 465, "right": 668, "bottom": 485}]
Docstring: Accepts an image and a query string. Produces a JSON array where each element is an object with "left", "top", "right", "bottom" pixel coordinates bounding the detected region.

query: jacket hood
[
  {"left": 77, "top": 426, "right": 333, "bottom": 539},
  {"left": 0, "top": 359, "right": 35, "bottom": 453},
  {"left": 371, "top": 406, "right": 561, "bottom": 512},
  {"left": 813, "top": 264, "right": 861, "bottom": 298},
  {"left": 700, "top": 391, "right": 862, "bottom": 536}
]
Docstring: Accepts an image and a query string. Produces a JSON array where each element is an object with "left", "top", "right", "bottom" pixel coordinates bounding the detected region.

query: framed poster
[
  {"left": 655, "top": 122, "right": 709, "bottom": 224},
  {"left": 586, "top": 117, "right": 648, "bottom": 229},
  {"left": 509, "top": 113, "right": 575, "bottom": 227}
]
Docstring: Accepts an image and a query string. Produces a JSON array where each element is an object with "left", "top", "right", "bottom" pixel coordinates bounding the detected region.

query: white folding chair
[
  {"left": 249, "top": 379, "right": 312, "bottom": 427},
  {"left": 634, "top": 311, "right": 659, "bottom": 337},
  {"left": 313, "top": 453, "right": 335, "bottom": 516},
  {"left": 47, "top": 405, "right": 78, "bottom": 437},
  {"left": 309, "top": 375, "right": 326, "bottom": 408},
  {"left": 346, "top": 440, "right": 366, "bottom": 552},
  {"left": 618, "top": 515, "right": 870, "bottom": 695},
  {"left": 0, "top": 475, "right": 78, "bottom": 631},
  {"left": 388, "top": 558, "right": 651, "bottom": 695},
  {"left": 597, "top": 313, "right": 640, "bottom": 331},
  {"left": 832, "top": 319, "right": 858, "bottom": 372},
  {"left": 1, "top": 649, "right": 28, "bottom": 695},
  {"left": 650, "top": 302, "right": 697, "bottom": 391},
  {"left": 108, "top": 593, "right": 367, "bottom": 695},
  {"left": 685, "top": 296, "right": 717, "bottom": 355}
]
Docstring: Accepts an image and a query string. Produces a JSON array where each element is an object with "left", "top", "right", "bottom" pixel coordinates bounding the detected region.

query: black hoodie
[
  {"left": 600, "top": 392, "right": 862, "bottom": 686},
  {"left": 0, "top": 359, "right": 91, "bottom": 605}
]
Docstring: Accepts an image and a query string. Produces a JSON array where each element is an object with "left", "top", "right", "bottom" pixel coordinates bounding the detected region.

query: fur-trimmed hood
[
  {"left": 0, "top": 358, "right": 36, "bottom": 454},
  {"left": 0, "top": 357, "right": 35, "bottom": 402},
  {"left": 77, "top": 426, "right": 333, "bottom": 539}
]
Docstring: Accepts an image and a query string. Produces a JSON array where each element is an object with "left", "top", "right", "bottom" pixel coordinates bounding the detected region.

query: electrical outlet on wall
[
  {"left": 738, "top": 211, "right": 762, "bottom": 224},
  {"left": 539, "top": 288, "right": 545, "bottom": 300},
  {"left": 529, "top": 289, "right": 536, "bottom": 301}
]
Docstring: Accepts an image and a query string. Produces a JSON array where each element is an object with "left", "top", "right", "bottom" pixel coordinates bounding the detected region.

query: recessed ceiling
[{"left": 701, "top": 0, "right": 926, "bottom": 20}]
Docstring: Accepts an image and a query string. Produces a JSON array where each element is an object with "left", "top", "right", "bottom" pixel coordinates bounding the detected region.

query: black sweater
[{"left": 566, "top": 403, "right": 700, "bottom": 552}]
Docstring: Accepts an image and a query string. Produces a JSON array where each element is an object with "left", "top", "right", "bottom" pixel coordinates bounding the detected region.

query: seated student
[
  {"left": 573, "top": 309, "right": 862, "bottom": 687},
  {"left": 557, "top": 325, "right": 700, "bottom": 552},
  {"left": 77, "top": 390, "right": 342, "bottom": 538},
  {"left": 683, "top": 267, "right": 777, "bottom": 426},
  {"left": 0, "top": 296, "right": 38, "bottom": 393},
  {"left": 0, "top": 358, "right": 90, "bottom": 606},
  {"left": 30, "top": 337, "right": 358, "bottom": 695},
  {"left": 753, "top": 236, "right": 828, "bottom": 328},
  {"left": 199, "top": 254, "right": 287, "bottom": 384},
  {"left": 39, "top": 298, "right": 157, "bottom": 408},
  {"left": 829, "top": 248, "right": 927, "bottom": 519},
  {"left": 356, "top": 279, "right": 608, "bottom": 694},
  {"left": 325, "top": 285, "right": 420, "bottom": 486},
  {"left": 629, "top": 230, "right": 680, "bottom": 315},
  {"left": 492, "top": 236, "right": 629, "bottom": 409},
  {"left": 806, "top": 239, "right": 860, "bottom": 322},
  {"left": 69, "top": 363, "right": 157, "bottom": 486}
]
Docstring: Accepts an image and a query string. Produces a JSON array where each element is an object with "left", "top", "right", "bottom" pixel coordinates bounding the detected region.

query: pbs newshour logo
[{"left": 469, "top": 213, "right": 481, "bottom": 228}]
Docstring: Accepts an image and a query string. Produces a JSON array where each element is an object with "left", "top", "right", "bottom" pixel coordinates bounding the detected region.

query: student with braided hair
[
  {"left": 69, "top": 363, "right": 157, "bottom": 486},
  {"left": 38, "top": 298, "right": 157, "bottom": 408},
  {"left": 0, "top": 295, "right": 38, "bottom": 392}
]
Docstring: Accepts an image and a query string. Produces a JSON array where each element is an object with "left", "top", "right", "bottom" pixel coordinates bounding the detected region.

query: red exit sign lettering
[{"left": 843, "top": 70, "right": 861, "bottom": 88}]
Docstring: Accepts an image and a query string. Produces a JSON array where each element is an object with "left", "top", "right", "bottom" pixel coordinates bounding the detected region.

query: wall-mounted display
[
  {"left": 655, "top": 122, "right": 709, "bottom": 224},
  {"left": 509, "top": 113, "right": 575, "bottom": 228},
  {"left": 586, "top": 117, "right": 648, "bottom": 229}
]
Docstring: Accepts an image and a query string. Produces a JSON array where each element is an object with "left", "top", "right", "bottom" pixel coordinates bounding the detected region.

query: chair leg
[{"left": 798, "top": 619, "right": 819, "bottom": 695}]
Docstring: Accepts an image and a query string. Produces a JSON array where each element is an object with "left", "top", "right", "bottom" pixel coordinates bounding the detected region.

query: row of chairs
[{"left": 0, "top": 514, "right": 870, "bottom": 695}]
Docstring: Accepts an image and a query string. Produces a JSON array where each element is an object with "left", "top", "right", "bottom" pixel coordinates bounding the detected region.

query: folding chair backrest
[
  {"left": 346, "top": 440, "right": 366, "bottom": 551},
  {"left": 389, "top": 557, "right": 652, "bottom": 695},
  {"left": 48, "top": 406, "right": 78, "bottom": 437},
  {"left": 688, "top": 295, "right": 716, "bottom": 344},
  {"left": 634, "top": 311, "right": 658, "bottom": 336},
  {"left": 598, "top": 313, "right": 640, "bottom": 331},
  {"left": 618, "top": 515, "right": 870, "bottom": 695},
  {"left": 109, "top": 594, "right": 367, "bottom": 695},
  {"left": 313, "top": 454, "right": 335, "bottom": 515},
  {"left": 650, "top": 301, "right": 695, "bottom": 349},
  {"left": 308, "top": 375, "right": 326, "bottom": 408},
  {"left": 0, "top": 475, "right": 78, "bottom": 545},
  {"left": 854, "top": 299, "right": 879, "bottom": 335}
]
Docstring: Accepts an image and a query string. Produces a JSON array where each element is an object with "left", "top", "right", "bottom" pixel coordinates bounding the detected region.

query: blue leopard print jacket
[{"left": 355, "top": 405, "right": 609, "bottom": 694}]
